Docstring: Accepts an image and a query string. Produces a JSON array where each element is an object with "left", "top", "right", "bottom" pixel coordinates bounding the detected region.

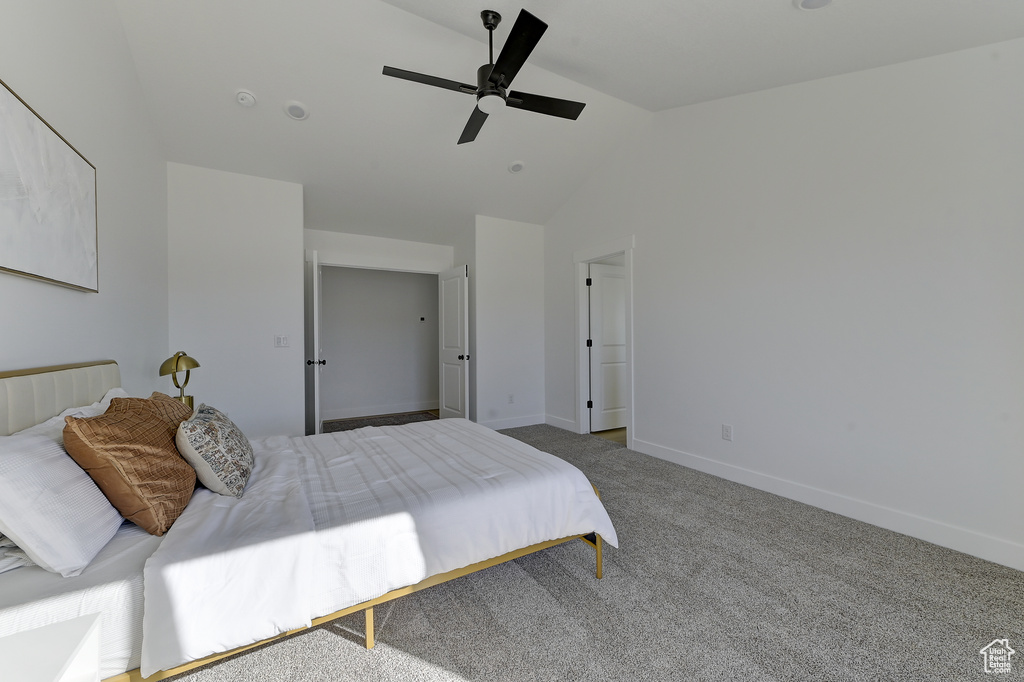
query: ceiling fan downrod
[{"left": 481, "top": 10, "right": 501, "bottom": 64}]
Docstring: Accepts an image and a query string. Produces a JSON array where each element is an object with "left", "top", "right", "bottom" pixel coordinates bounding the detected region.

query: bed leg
[
  {"left": 595, "top": 533, "right": 603, "bottom": 580},
  {"left": 365, "top": 606, "right": 375, "bottom": 649}
]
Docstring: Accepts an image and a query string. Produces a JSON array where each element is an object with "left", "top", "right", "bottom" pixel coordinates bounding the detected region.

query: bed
[{"left": 0, "top": 360, "right": 617, "bottom": 681}]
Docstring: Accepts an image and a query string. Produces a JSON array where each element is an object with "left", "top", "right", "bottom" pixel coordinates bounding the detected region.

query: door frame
[
  {"left": 304, "top": 249, "right": 322, "bottom": 435},
  {"left": 304, "top": 250, "right": 463, "bottom": 431},
  {"left": 574, "top": 236, "right": 635, "bottom": 449}
]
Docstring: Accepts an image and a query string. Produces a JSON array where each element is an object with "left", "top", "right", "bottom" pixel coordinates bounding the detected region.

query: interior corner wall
[
  {"left": 0, "top": 0, "right": 168, "bottom": 393},
  {"left": 473, "top": 216, "right": 545, "bottom": 429},
  {"left": 167, "top": 163, "right": 304, "bottom": 438},
  {"left": 545, "top": 38, "right": 1024, "bottom": 570}
]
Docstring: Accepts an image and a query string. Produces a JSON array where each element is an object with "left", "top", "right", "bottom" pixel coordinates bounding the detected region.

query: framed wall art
[{"left": 0, "top": 77, "right": 97, "bottom": 292}]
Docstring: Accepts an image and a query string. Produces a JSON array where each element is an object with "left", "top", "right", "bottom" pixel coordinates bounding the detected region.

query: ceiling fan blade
[
  {"left": 458, "top": 106, "right": 488, "bottom": 144},
  {"left": 487, "top": 10, "right": 547, "bottom": 89},
  {"left": 506, "top": 91, "right": 586, "bottom": 120},
  {"left": 382, "top": 66, "right": 476, "bottom": 94}
]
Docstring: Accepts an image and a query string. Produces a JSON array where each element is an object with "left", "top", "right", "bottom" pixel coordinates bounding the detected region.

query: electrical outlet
[
  {"left": 508, "top": 393, "right": 515, "bottom": 404},
  {"left": 722, "top": 424, "right": 733, "bottom": 441},
  {"left": 274, "top": 335, "right": 289, "bottom": 348}
]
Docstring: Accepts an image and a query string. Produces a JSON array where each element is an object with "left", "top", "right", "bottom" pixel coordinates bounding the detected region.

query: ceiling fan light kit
[
  {"left": 382, "top": 8, "right": 586, "bottom": 144},
  {"left": 477, "top": 91, "right": 505, "bottom": 115}
]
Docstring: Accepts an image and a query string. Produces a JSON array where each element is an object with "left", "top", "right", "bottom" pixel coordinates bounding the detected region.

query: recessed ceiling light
[
  {"left": 284, "top": 100, "right": 309, "bottom": 120},
  {"left": 235, "top": 90, "right": 257, "bottom": 107},
  {"left": 795, "top": 0, "right": 832, "bottom": 9},
  {"left": 508, "top": 160, "right": 525, "bottom": 174}
]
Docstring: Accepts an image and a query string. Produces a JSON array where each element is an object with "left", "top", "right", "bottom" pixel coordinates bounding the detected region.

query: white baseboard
[
  {"left": 544, "top": 414, "right": 577, "bottom": 431},
  {"left": 322, "top": 400, "right": 439, "bottom": 422},
  {"left": 633, "top": 437, "right": 1024, "bottom": 572},
  {"left": 479, "top": 414, "right": 546, "bottom": 430}
]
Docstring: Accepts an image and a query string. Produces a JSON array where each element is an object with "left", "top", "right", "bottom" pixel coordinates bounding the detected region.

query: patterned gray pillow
[{"left": 175, "top": 404, "right": 254, "bottom": 497}]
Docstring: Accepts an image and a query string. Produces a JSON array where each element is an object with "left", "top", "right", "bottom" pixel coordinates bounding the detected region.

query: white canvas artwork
[{"left": 0, "top": 81, "right": 97, "bottom": 292}]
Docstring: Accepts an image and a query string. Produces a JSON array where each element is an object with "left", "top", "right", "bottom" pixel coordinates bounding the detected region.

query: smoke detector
[{"left": 235, "top": 90, "right": 257, "bottom": 107}]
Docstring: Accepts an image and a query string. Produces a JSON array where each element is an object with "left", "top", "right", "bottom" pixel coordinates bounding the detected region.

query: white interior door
[
  {"left": 589, "top": 263, "right": 627, "bottom": 431},
  {"left": 438, "top": 265, "right": 469, "bottom": 419},
  {"left": 304, "top": 250, "right": 323, "bottom": 434}
]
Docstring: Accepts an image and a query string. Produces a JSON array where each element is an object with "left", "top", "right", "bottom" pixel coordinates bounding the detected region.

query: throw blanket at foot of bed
[{"left": 141, "top": 419, "right": 617, "bottom": 677}]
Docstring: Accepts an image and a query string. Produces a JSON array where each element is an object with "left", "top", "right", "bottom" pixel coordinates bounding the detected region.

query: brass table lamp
[{"left": 159, "top": 351, "right": 200, "bottom": 408}]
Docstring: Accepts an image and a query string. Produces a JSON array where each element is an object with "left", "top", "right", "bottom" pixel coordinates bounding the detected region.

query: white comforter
[{"left": 142, "top": 419, "right": 617, "bottom": 676}]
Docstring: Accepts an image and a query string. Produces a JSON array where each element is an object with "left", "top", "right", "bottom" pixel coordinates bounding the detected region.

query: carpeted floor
[
  {"left": 172, "top": 425, "right": 1023, "bottom": 681},
  {"left": 322, "top": 411, "right": 438, "bottom": 433}
]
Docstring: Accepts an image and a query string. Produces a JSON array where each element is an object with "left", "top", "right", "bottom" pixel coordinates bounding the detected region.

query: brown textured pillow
[
  {"left": 63, "top": 398, "right": 196, "bottom": 536},
  {"left": 146, "top": 391, "right": 194, "bottom": 427}
]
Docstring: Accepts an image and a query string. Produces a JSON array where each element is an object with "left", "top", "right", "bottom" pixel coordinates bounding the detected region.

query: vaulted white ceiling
[{"left": 114, "top": 0, "right": 1024, "bottom": 245}]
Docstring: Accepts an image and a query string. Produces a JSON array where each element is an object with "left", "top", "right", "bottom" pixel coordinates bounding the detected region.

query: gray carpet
[
  {"left": 322, "top": 411, "right": 438, "bottom": 433},
  {"left": 172, "top": 425, "right": 1023, "bottom": 681}
]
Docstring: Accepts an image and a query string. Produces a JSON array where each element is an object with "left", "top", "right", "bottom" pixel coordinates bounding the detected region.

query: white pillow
[
  {"left": 0, "top": 534, "right": 34, "bottom": 574},
  {"left": 0, "top": 433, "right": 124, "bottom": 577}
]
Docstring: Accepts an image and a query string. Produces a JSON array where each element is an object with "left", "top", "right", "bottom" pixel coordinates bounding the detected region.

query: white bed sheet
[
  {"left": 297, "top": 418, "right": 619, "bottom": 617},
  {"left": 0, "top": 523, "right": 162, "bottom": 679},
  {"left": 141, "top": 418, "right": 617, "bottom": 677}
]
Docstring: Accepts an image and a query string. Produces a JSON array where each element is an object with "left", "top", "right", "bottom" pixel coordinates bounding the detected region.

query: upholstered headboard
[{"left": 0, "top": 360, "right": 121, "bottom": 436}]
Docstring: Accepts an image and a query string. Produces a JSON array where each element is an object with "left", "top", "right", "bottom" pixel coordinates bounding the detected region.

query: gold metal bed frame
[
  {"left": 0, "top": 360, "right": 605, "bottom": 681},
  {"left": 111, "top": 531, "right": 602, "bottom": 681}
]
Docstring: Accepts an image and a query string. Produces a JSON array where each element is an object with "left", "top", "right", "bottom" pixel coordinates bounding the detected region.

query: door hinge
[
  {"left": 586, "top": 339, "right": 593, "bottom": 347},
  {"left": 586, "top": 277, "right": 592, "bottom": 286},
  {"left": 587, "top": 400, "right": 594, "bottom": 409}
]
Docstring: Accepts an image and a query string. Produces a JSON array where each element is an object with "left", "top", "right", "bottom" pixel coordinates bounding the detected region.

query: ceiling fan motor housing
[{"left": 477, "top": 63, "right": 506, "bottom": 101}]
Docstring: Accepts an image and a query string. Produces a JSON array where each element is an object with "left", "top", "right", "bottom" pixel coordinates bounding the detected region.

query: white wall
[
  {"left": 305, "top": 229, "right": 453, "bottom": 273},
  {"left": 0, "top": 0, "right": 168, "bottom": 394},
  {"left": 319, "top": 267, "right": 438, "bottom": 420},
  {"left": 167, "top": 163, "right": 304, "bottom": 438},
  {"left": 546, "top": 39, "right": 1024, "bottom": 570},
  {"left": 474, "top": 216, "right": 545, "bottom": 429}
]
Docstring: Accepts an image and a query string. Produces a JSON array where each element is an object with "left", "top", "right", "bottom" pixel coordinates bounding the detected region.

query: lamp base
[{"left": 177, "top": 395, "right": 194, "bottom": 410}]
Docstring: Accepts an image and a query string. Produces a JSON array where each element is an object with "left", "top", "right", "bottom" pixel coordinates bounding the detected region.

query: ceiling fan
[{"left": 382, "top": 9, "right": 586, "bottom": 144}]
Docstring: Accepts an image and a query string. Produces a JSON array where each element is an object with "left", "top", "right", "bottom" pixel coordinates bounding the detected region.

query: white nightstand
[{"left": 0, "top": 613, "right": 101, "bottom": 682}]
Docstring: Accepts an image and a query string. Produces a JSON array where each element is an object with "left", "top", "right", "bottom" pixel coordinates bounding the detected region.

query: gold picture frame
[{"left": 0, "top": 77, "right": 98, "bottom": 292}]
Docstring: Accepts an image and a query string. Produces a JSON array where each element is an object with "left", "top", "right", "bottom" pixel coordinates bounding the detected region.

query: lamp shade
[
  {"left": 159, "top": 352, "right": 200, "bottom": 408},
  {"left": 159, "top": 352, "right": 200, "bottom": 376}
]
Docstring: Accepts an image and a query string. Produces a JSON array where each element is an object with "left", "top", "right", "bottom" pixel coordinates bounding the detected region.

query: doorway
[
  {"left": 305, "top": 250, "right": 470, "bottom": 435},
  {"left": 319, "top": 266, "right": 439, "bottom": 423},
  {"left": 588, "top": 258, "right": 627, "bottom": 445},
  {"left": 574, "top": 237, "right": 635, "bottom": 449}
]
